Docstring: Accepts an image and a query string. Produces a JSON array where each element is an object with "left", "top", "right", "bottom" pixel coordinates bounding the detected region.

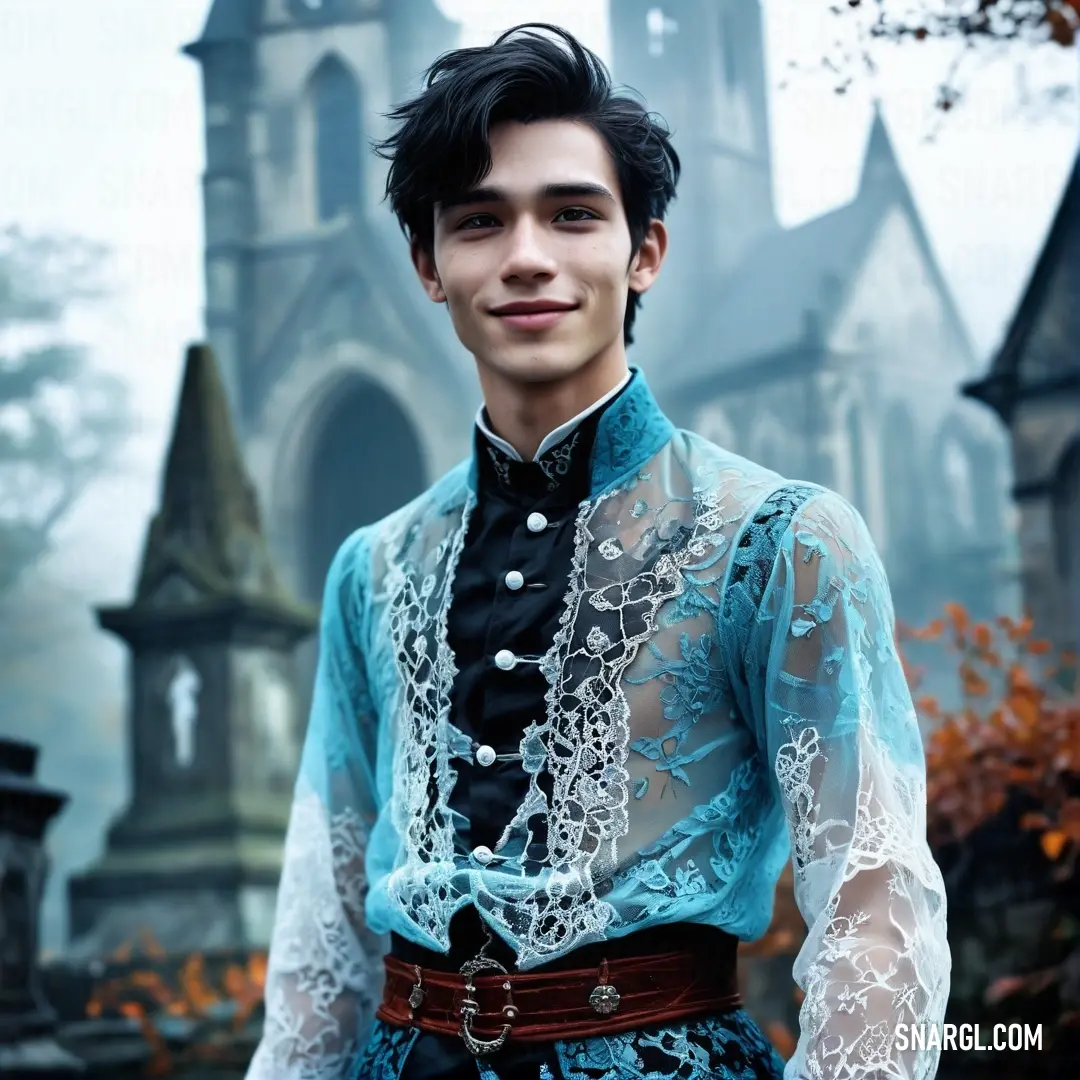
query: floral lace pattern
[
  {"left": 483, "top": 426, "right": 584, "bottom": 492},
  {"left": 556, "top": 1011, "right": 785, "bottom": 1080},
  {"left": 380, "top": 496, "right": 474, "bottom": 947},
  {"left": 538, "top": 430, "right": 581, "bottom": 488},
  {"left": 248, "top": 372, "right": 950, "bottom": 1080},
  {"left": 746, "top": 493, "right": 950, "bottom": 1080},
  {"left": 347, "top": 1010, "right": 786, "bottom": 1080},
  {"left": 247, "top": 790, "right": 378, "bottom": 1080},
  {"left": 347, "top": 1021, "right": 417, "bottom": 1080},
  {"left": 347, "top": 1011, "right": 784, "bottom": 1079}
]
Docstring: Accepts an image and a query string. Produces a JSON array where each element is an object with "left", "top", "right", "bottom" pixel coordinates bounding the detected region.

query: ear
[
  {"left": 627, "top": 219, "right": 668, "bottom": 295},
  {"left": 411, "top": 238, "right": 446, "bottom": 303}
]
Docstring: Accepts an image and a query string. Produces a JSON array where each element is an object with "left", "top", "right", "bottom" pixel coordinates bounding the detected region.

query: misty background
[{"left": 0, "top": 0, "right": 1077, "bottom": 954}]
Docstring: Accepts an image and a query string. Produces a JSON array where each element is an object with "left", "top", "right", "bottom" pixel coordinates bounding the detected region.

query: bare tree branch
[
  {"left": 854, "top": 0, "right": 1080, "bottom": 47},
  {"left": 810, "top": 0, "right": 1079, "bottom": 114},
  {"left": 0, "top": 227, "right": 130, "bottom": 594}
]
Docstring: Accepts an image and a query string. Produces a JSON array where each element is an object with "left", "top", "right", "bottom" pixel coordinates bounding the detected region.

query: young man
[{"left": 248, "top": 24, "right": 950, "bottom": 1080}]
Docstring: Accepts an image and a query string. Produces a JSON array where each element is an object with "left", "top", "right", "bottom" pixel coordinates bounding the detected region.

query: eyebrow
[{"left": 437, "top": 182, "right": 617, "bottom": 215}]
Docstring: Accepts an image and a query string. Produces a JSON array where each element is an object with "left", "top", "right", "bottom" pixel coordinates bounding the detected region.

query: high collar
[
  {"left": 466, "top": 368, "right": 674, "bottom": 501},
  {"left": 475, "top": 369, "right": 632, "bottom": 464}
]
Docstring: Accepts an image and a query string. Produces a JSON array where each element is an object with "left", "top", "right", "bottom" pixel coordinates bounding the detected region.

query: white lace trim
[
  {"left": 378, "top": 474, "right": 742, "bottom": 964},
  {"left": 772, "top": 490, "right": 950, "bottom": 1080},
  {"left": 780, "top": 727, "right": 949, "bottom": 1080},
  {"left": 247, "top": 789, "right": 376, "bottom": 1080},
  {"left": 382, "top": 497, "right": 473, "bottom": 944}
]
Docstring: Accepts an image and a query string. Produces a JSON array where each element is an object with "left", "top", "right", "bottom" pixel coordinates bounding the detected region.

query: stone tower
[
  {"left": 964, "top": 151, "right": 1080, "bottom": 655},
  {"left": 180, "top": 0, "right": 460, "bottom": 418},
  {"left": 182, "top": 0, "right": 475, "bottom": 610},
  {"left": 609, "top": 0, "right": 777, "bottom": 362},
  {"left": 67, "top": 344, "right": 317, "bottom": 958}
]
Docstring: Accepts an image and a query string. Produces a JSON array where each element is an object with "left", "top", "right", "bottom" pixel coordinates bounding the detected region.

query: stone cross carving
[
  {"left": 646, "top": 7, "right": 679, "bottom": 57},
  {"left": 167, "top": 656, "right": 202, "bottom": 768}
]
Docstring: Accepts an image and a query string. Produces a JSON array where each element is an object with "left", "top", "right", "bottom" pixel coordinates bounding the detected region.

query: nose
[{"left": 499, "top": 217, "right": 558, "bottom": 282}]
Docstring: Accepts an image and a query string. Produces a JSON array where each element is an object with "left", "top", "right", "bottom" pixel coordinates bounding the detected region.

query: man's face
[{"left": 412, "top": 119, "right": 665, "bottom": 386}]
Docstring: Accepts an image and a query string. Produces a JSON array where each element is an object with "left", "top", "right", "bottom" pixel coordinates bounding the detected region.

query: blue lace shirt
[{"left": 248, "top": 370, "right": 950, "bottom": 1080}]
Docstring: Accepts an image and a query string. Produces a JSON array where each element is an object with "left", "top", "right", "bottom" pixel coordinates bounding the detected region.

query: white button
[
  {"left": 526, "top": 512, "right": 548, "bottom": 533},
  {"left": 472, "top": 845, "right": 493, "bottom": 865},
  {"left": 494, "top": 649, "right": 517, "bottom": 670},
  {"left": 476, "top": 744, "right": 497, "bottom": 767},
  {"left": 504, "top": 570, "right": 524, "bottom": 591}
]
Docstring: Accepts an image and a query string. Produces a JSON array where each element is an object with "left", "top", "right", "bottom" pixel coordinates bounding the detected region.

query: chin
[{"left": 483, "top": 347, "right": 595, "bottom": 385}]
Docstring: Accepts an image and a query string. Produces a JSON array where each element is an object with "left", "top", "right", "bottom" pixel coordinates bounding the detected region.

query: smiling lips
[{"left": 490, "top": 299, "right": 578, "bottom": 332}]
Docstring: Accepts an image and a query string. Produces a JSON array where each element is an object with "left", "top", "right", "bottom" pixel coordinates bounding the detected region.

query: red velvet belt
[{"left": 376, "top": 943, "right": 741, "bottom": 1055}]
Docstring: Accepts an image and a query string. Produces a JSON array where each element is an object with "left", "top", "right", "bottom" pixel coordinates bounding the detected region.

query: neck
[{"left": 477, "top": 348, "right": 629, "bottom": 461}]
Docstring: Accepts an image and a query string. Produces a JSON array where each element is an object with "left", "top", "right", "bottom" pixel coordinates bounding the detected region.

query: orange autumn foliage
[
  {"left": 80, "top": 605, "right": 1076, "bottom": 1067},
  {"left": 85, "top": 931, "right": 268, "bottom": 1076},
  {"left": 899, "top": 605, "right": 1080, "bottom": 869}
]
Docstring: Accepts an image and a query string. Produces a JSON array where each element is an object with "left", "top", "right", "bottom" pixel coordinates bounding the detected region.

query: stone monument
[
  {"left": 0, "top": 736, "right": 84, "bottom": 1077},
  {"left": 67, "top": 343, "right": 318, "bottom": 959}
]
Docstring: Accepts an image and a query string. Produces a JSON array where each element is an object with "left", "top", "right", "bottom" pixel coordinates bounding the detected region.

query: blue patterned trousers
[{"left": 349, "top": 1010, "right": 786, "bottom": 1079}]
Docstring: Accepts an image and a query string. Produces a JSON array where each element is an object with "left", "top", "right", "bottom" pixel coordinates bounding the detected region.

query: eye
[
  {"left": 555, "top": 207, "right": 599, "bottom": 223},
  {"left": 457, "top": 213, "right": 500, "bottom": 230}
]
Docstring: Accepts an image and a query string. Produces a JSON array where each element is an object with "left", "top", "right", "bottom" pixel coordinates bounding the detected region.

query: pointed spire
[
  {"left": 131, "top": 343, "right": 284, "bottom": 607},
  {"left": 182, "top": 0, "right": 257, "bottom": 58},
  {"left": 859, "top": 100, "right": 903, "bottom": 190}
]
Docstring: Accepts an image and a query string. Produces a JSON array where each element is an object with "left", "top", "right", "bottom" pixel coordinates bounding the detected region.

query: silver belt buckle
[{"left": 457, "top": 928, "right": 517, "bottom": 1055}]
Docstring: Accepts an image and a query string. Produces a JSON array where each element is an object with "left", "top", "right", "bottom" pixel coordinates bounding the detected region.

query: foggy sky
[{"left": 0, "top": 0, "right": 1077, "bottom": 952}]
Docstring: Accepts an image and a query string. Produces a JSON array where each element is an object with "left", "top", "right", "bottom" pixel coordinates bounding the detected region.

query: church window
[
  {"left": 301, "top": 376, "right": 425, "bottom": 602},
  {"left": 941, "top": 437, "right": 976, "bottom": 536},
  {"left": 309, "top": 55, "right": 362, "bottom": 222},
  {"left": 845, "top": 403, "right": 868, "bottom": 513},
  {"left": 646, "top": 8, "right": 679, "bottom": 58},
  {"left": 882, "top": 404, "right": 920, "bottom": 554},
  {"left": 720, "top": 9, "right": 738, "bottom": 90}
]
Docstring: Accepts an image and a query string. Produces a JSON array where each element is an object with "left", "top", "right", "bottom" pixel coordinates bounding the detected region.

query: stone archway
[{"left": 299, "top": 376, "right": 426, "bottom": 602}]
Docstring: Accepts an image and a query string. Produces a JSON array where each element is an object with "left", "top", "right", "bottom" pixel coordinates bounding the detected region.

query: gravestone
[
  {"left": 0, "top": 736, "right": 84, "bottom": 1077},
  {"left": 67, "top": 344, "right": 318, "bottom": 959}
]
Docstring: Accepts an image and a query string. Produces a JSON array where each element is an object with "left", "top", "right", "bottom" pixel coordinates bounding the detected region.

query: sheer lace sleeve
[
  {"left": 246, "top": 529, "right": 381, "bottom": 1080},
  {"left": 747, "top": 489, "right": 950, "bottom": 1080}
]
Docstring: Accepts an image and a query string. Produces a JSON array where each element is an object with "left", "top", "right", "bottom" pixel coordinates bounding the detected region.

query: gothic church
[{"left": 184, "top": 0, "right": 1014, "bottom": 632}]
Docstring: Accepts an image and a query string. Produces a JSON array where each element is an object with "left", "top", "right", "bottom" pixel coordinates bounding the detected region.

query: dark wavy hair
[{"left": 371, "top": 23, "right": 681, "bottom": 346}]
